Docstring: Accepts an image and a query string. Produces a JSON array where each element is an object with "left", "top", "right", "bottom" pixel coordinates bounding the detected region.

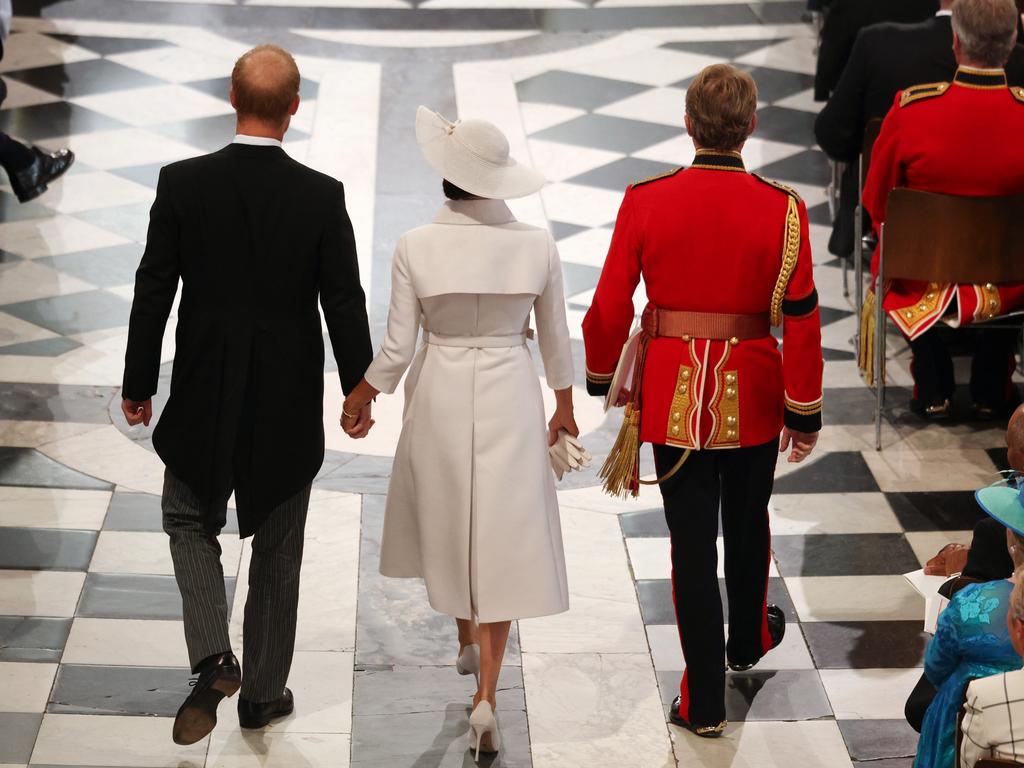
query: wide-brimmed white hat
[{"left": 415, "top": 106, "right": 545, "bottom": 200}]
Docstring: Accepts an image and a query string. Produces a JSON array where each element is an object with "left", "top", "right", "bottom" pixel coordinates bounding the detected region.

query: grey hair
[{"left": 952, "top": 0, "right": 1019, "bottom": 67}]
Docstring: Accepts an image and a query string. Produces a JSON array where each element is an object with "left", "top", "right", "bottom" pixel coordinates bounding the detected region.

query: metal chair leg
[
  {"left": 875, "top": 228, "right": 886, "bottom": 451},
  {"left": 854, "top": 204, "right": 863, "bottom": 317}
]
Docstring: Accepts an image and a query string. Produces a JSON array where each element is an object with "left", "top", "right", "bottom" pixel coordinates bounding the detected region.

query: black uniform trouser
[
  {"left": 909, "top": 325, "right": 1019, "bottom": 409},
  {"left": 654, "top": 438, "right": 778, "bottom": 726},
  {"left": 0, "top": 42, "right": 35, "bottom": 178}
]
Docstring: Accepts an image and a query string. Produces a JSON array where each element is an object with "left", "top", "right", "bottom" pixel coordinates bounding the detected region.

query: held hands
[
  {"left": 121, "top": 398, "right": 152, "bottom": 427},
  {"left": 548, "top": 407, "right": 579, "bottom": 447},
  {"left": 341, "top": 378, "right": 379, "bottom": 439},
  {"left": 779, "top": 428, "right": 818, "bottom": 463}
]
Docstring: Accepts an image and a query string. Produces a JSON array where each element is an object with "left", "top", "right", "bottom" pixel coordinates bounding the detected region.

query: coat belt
[
  {"left": 641, "top": 306, "right": 771, "bottom": 341},
  {"left": 424, "top": 331, "right": 529, "bottom": 348}
]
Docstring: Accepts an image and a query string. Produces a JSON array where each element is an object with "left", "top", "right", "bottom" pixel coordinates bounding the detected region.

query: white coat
[{"left": 364, "top": 199, "right": 574, "bottom": 622}]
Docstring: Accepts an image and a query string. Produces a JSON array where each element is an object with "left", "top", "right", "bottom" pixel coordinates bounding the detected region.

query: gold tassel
[
  {"left": 858, "top": 289, "right": 876, "bottom": 386},
  {"left": 600, "top": 402, "right": 641, "bottom": 499}
]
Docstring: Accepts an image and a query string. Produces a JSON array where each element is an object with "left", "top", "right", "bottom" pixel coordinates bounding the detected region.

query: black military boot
[{"left": 727, "top": 604, "right": 786, "bottom": 672}]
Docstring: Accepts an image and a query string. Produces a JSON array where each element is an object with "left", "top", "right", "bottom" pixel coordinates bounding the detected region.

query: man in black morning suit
[{"left": 121, "top": 45, "right": 373, "bottom": 745}]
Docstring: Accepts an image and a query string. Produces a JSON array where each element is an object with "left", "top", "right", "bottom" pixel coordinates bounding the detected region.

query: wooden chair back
[
  {"left": 861, "top": 117, "right": 884, "bottom": 183},
  {"left": 882, "top": 189, "right": 1024, "bottom": 284},
  {"left": 976, "top": 760, "right": 1024, "bottom": 767}
]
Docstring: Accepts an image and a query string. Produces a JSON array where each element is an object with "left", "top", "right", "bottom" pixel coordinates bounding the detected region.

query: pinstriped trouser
[{"left": 162, "top": 470, "right": 311, "bottom": 702}]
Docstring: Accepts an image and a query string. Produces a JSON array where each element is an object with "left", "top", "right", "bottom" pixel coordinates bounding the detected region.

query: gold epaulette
[
  {"left": 752, "top": 173, "right": 802, "bottom": 204},
  {"left": 899, "top": 81, "right": 949, "bottom": 107},
  {"left": 1011, "top": 85, "right": 1024, "bottom": 104},
  {"left": 631, "top": 167, "right": 682, "bottom": 188}
]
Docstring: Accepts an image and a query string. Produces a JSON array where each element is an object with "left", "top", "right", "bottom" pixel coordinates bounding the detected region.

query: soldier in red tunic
[
  {"left": 582, "top": 64, "right": 824, "bottom": 736},
  {"left": 862, "top": 0, "right": 1024, "bottom": 420}
]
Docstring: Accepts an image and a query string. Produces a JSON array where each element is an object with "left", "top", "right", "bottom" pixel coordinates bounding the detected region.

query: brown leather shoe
[{"left": 172, "top": 652, "right": 241, "bottom": 745}]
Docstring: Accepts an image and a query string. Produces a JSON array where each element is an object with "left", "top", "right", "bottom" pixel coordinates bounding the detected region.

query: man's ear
[
  {"left": 684, "top": 113, "right": 693, "bottom": 136},
  {"left": 289, "top": 95, "right": 300, "bottom": 117},
  {"left": 229, "top": 86, "right": 237, "bottom": 110},
  {"left": 748, "top": 113, "right": 758, "bottom": 138},
  {"left": 952, "top": 28, "right": 961, "bottom": 58}
]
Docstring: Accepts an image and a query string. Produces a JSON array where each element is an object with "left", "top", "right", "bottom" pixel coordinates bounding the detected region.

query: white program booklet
[{"left": 904, "top": 568, "right": 950, "bottom": 634}]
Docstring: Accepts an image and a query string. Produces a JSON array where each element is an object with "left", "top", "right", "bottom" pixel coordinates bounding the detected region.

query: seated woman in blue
[{"left": 915, "top": 505, "right": 1024, "bottom": 768}]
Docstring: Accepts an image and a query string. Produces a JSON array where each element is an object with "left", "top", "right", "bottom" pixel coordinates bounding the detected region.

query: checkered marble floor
[{"left": 0, "top": 4, "right": 1019, "bottom": 768}]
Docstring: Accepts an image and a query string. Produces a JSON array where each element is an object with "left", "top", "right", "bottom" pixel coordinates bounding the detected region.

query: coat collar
[
  {"left": 433, "top": 199, "right": 517, "bottom": 226},
  {"left": 218, "top": 143, "right": 288, "bottom": 160},
  {"left": 954, "top": 65, "right": 1008, "bottom": 89},
  {"left": 689, "top": 149, "right": 746, "bottom": 172}
]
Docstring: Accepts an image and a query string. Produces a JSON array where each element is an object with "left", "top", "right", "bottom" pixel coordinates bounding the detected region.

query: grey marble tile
[
  {"left": 0, "top": 382, "right": 119, "bottom": 423},
  {"left": 73, "top": 204, "right": 153, "bottom": 244},
  {"left": 802, "top": 621, "right": 927, "bottom": 669},
  {"left": 6, "top": 59, "right": 163, "bottom": 99},
  {"left": 0, "top": 617, "right": 71, "bottom": 662},
  {"left": 353, "top": 665, "right": 525, "bottom": 718},
  {"left": 0, "top": 448, "right": 113, "bottom": 491},
  {"left": 102, "top": 490, "right": 239, "bottom": 534},
  {"left": 619, "top": 508, "right": 669, "bottom": 538},
  {"left": 660, "top": 39, "right": 789, "bottom": 59},
  {"left": 2, "top": 290, "right": 133, "bottom": 336},
  {"left": 0, "top": 336, "right": 82, "bottom": 357},
  {"left": 886, "top": 491, "right": 986, "bottom": 532},
  {"left": 771, "top": 533, "right": 920, "bottom": 577},
  {"left": 656, "top": 668, "right": 833, "bottom": 722},
  {"left": 516, "top": 70, "right": 647, "bottom": 112},
  {"left": 316, "top": 455, "right": 396, "bottom": 496},
  {"left": 39, "top": 244, "right": 144, "bottom": 288},
  {"left": 771, "top": 451, "right": 880, "bottom": 494},
  {"left": 0, "top": 188, "right": 55, "bottom": 222},
  {"left": 568, "top": 157, "right": 680, "bottom": 192},
  {"left": 0, "top": 527, "right": 97, "bottom": 570},
  {"left": 0, "top": 101, "right": 127, "bottom": 141},
  {"left": 531, "top": 113, "right": 680, "bottom": 154},
  {"left": 111, "top": 163, "right": 165, "bottom": 190},
  {"left": 78, "top": 573, "right": 236, "bottom": 620},
  {"left": 838, "top": 718, "right": 919, "bottom": 762},
  {"left": 0, "top": 711, "right": 42, "bottom": 763},
  {"left": 46, "top": 33, "right": 174, "bottom": 56},
  {"left": 49, "top": 664, "right": 191, "bottom": 716},
  {"left": 637, "top": 577, "right": 797, "bottom": 626}
]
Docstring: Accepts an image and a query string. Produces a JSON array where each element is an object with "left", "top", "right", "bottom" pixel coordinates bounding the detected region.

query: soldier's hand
[
  {"left": 122, "top": 398, "right": 152, "bottom": 427},
  {"left": 780, "top": 428, "right": 818, "bottom": 463}
]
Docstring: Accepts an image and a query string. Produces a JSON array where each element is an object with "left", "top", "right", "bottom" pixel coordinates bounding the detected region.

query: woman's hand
[
  {"left": 548, "top": 386, "right": 579, "bottom": 446},
  {"left": 342, "top": 379, "right": 380, "bottom": 439}
]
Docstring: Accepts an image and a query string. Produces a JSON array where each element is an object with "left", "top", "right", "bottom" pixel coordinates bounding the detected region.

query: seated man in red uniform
[
  {"left": 582, "top": 64, "right": 824, "bottom": 737},
  {"left": 863, "top": 0, "right": 1024, "bottom": 420}
]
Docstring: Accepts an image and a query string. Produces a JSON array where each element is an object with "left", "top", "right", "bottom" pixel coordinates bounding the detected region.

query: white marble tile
[
  {"left": 62, "top": 618, "right": 189, "bottom": 667},
  {"left": 540, "top": 183, "right": 624, "bottom": 228},
  {"left": 774, "top": 88, "right": 819, "bottom": 114},
  {"left": 819, "top": 668, "right": 922, "bottom": 719},
  {"left": 565, "top": 48, "right": 722, "bottom": 88},
  {"left": 646, "top": 622, "right": 813, "bottom": 672},
  {"left": 207, "top": 732, "right": 350, "bottom": 768},
  {"left": 0, "top": 570, "right": 86, "bottom": 617},
  {"left": 0, "top": 662, "right": 57, "bottom": 712},
  {"left": 769, "top": 492, "right": 903, "bottom": 535},
  {"left": 519, "top": 103, "right": 586, "bottom": 134},
  {"left": 0, "top": 487, "right": 111, "bottom": 530},
  {"left": 0, "top": 215, "right": 130, "bottom": 259},
  {"left": 633, "top": 134, "right": 696, "bottom": 166},
  {"left": 295, "top": 27, "right": 537, "bottom": 46},
  {"left": 71, "top": 84, "right": 234, "bottom": 127},
  {"left": 0, "top": 260, "right": 96, "bottom": 305},
  {"left": 0, "top": 78, "right": 61, "bottom": 110},
  {"left": 627, "top": 537, "right": 779, "bottom": 581},
  {"left": 30, "top": 714, "right": 208, "bottom": 766},
  {"left": 596, "top": 87, "right": 687, "bottom": 127},
  {"left": 670, "top": 720, "right": 854, "bottom": 768},
  {"left": 0, "top": 421, "right": 108, "bottom": 449},
  {"left": 89, "top": 530, "right": 243, "bottom": 576},
  {"left": 555, "top": 227, "right": 613, "bottom": 269},
  {"left": 518, "top": 506, "right": 649, "bottom": 654},
  {"left": 31, "top": 171, "right": 155, "bottom": 215},
  {"left": 423, "top": 0, "right": 580, "bottom": 6},
  {"left": 40, "top": 424, "right": 167, "bottom": 496},
  {"left": 742, "top": 137, "right": 807, "bottom": 172},
  {"left": 0, "top": 311, "right": 59, "bottom": 347},
  {"left": 42, "top": 129, "right": 204, "bottom": 171},
  {"left": 109, "top": 46, "right": 236, "bottom": 83},
  {"left": 527, "top": 139, "right": 624, "bottom": 183},
  {"left": 862, "top": 446, "right": 1000, "bottom": 492},
  {"left": 785, "top": 575, "right": 922, "bottom": 622},
  {"left": 0, "top": 32, "right": 98, "bottom": 72},
  {"left": 523, "top": 652, "right": 674, "bottom": 768},
  {"left": 735, "top": 36, "right": 817, "bottom": 75},
  {"left": 904, "top": 530, "right": 976, "bottom": 569},
  {"left": 557, "top": 481, "right": 663, "bottom": 515}
]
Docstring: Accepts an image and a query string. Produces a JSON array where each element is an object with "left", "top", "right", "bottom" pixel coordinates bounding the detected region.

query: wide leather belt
[
  {"left": 425, "top": 331, "right": 528, "bottom": 348},
  {"left": 641, "top": 306, "right": 771, "bottom": 341}
]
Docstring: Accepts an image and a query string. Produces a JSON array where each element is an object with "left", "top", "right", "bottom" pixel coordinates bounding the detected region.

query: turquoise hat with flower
[{"left": 975, "top": 474, "right": 1024, "bottom": 537}]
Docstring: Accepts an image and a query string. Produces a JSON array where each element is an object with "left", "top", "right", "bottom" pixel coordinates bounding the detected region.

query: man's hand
[
  {"left": 122, "top": 398, "right": 153, "bottom": 427},
  {"left": 925, "top": 543, "right": 970, "bottom": 577},
  {"left": 780, "top": 428, "right": 818, "bottom": 463},
  {"left": 342, "top": 402, "right": 374, "bottom": 439}
]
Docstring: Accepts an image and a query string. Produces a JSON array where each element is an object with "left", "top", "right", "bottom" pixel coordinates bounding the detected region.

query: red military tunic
[
  {"left": 582, "top": 150, "right": 824, "bottom": 449},
  {"left": 863, "top": 66, "right": 1024, "bottom": 340}
]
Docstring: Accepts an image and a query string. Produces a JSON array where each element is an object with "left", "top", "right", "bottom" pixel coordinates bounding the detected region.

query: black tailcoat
[{"left": 123, "top": 143, "right": 373, "bottom": 537}]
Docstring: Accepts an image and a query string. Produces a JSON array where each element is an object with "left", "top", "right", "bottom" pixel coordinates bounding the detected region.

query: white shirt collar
[
  {"left": 232, "top": 134, "right": 283, "bottom": 148},
  {"left": 936, "top": 9, "right": 952, "bottom": 16}
]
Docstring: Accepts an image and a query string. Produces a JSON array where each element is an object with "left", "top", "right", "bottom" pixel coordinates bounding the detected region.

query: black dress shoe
[
  {"left": 669, "top": 696, "right": 726, "bottom": 738},
  {"left": 727, "top": 605, "right": 786, "bottom": 672},
  {"left": 238, "top": 687, "right": 294, "bottom": 729},
  {"left": 10, "top": 147, "right": 75, "bottom": 203},
  {"left": 910, "top": 397, "right": 952, "bottom": 421},
  {"left": 172, "top": 652, "right": 241, "bottom": 746}
]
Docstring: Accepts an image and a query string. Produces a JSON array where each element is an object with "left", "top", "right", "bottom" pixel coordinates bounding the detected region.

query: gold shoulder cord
[
  {"left": 1012, "top": 86, "right": 1024, "bottom": 104},
  {"left": 770, "top": 195, "right": 801, "bottom": 326},
  {"left": 899, "top": 82, "right": 949, "bottom": 107}
]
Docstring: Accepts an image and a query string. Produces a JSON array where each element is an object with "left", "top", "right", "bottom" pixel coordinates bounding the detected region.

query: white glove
[{"left": 548, "top": 430, "right": 593, "bottom": 481}]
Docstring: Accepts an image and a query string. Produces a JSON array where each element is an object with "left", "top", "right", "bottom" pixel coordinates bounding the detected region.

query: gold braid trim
[{"left": 769, "top": 195, "right": 801, "bottom": 327}]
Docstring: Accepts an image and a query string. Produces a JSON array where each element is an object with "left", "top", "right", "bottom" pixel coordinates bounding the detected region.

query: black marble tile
[
  {"left": 887, "top": 490, "right": 986, "bottom": 531},
  {"left": 0, "top": 616, "right": 71, "bottom": 662},
  {"left": 754, "top": 1, "right": 811, "bottom": 24},
  {"left": 807, "top": 201, "right": 833, "bottom": 227},
  {"left": 0, "top": 336, "right": 82, "bottom": 357},
  {"left": 5, "top": 59, "right": 164, "bottom": 99},
  {"left": 73, "top": 203, "right": 153, "bottom": 243},
  {"left": 39, "top": 243, "right": 144, "bottom": 288},
  {"left": 517, "top": 70, "right": 648, "bottom": 112},
  {"left": 0, "top": 712, "right": 42, "bottom": 763},
  {"left": 738, "top": 65, "right": 814, "bottom": 103},
  {"left": 656, "top": 668, "right": 833, "bottom": 722},
  {"left": 102, "top": 490, "right": 240, "bottom": 534},
  {"left": 0, "top": 382, "right": 119, "bottom": 422},
  {"left": 772, "top": 533, "right": 920, "bottom": 577},
  {"left": 2, "top": 289, "right": 132, "bottom": 335},
  {"left": 568, "top": 156, "right": 679, "bottom": 192},
  {"left": 802, "top": 621, "right": 928, "bottom": 669},
  {"left": 49, "top": 664, "right": 191, "bottom": 716},
  {"left": 537, "top": 4, "right": 761, "bottom": 32},
  {"left": 531, "top": 113, "right": 680, "bottom": 154},
  {"left": 772, "top": 451, "right": 880, "bottom": 494},
  {"left": 660, "top": 39, "right": 789, "bottom": 60},
  {"left": 0, "top": 447, "right": 113, "bottom": 490},
  {"left": 549, "top": 220, "right": 589, "bottom": 241},
  {"left": 820, "top": 305, "right": 855, "bottom": 326},
  {"left": 814, "top": 385, "right": 912, "bottom": 426},
  {"left": 619, "top": 507, "right": 669, "bottom": 538},
  {"left": 988, "top": 447, "right": 1012, "bottom": 473},
  {"left": 754, "top": 148, "right": 831, "bottom": 186},
  {"left": 78, "top": 572, "right": 236, "bottom": 620},
  {"left": 751, "top": 105, "right": 817, "bottom": 146},
  {"left": 46, "top": 33, "right": 173, "bottom": 56},
  {"left": 0, "top": 101, "right": 127, "bottom": 141},
  {"left": 637, "top": 577, "right": 797, "bottom": 625},
  {"left": 822, "top": 347, "right": 856, "bottom": 361},
  {"left": 110, "top": 162, "right": 165, "bottom": 189},
  {"left": 0, "top": 527, "right": 97, "bottom": 570},
  {"left": 838, "top": 718, "right": 919, "bottom": 761}
]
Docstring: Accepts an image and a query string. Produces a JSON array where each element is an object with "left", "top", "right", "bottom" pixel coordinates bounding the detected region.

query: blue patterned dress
[{"left": 915, "top": 580, "right": 1022, "bottom": 768}]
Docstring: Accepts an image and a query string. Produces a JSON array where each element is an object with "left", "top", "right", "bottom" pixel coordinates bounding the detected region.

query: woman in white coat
[{"left": 341, "top": 107, "right": 578, "bottom": 760}]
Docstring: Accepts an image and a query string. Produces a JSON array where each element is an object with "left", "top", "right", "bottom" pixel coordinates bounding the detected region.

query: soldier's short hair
[
  {"left": 952, "top": 0, "right": 1019, "bottom": 68},
  {"left": 684, "top": 64, "right": 758, "bottom": 152},
  {"left": 231, "top": 45, "right": 301, "bottom": 123}
]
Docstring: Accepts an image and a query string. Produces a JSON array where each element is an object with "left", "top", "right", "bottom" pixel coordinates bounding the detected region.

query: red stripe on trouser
[
  {"left": 670, "top": 539, "right": 691, "bottom": 720},
  {"left": 758, "top": 505, "right": 772, "bottom": 654}
]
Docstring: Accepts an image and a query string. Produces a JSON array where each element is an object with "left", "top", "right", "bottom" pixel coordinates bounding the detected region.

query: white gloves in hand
[{"left": 549, "top": 430, "right": 592, "bottom": 481}]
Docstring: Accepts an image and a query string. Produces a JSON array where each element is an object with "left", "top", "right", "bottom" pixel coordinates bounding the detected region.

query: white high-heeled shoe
[
  {"left": 468, "top": 700, "right": 501, "bottom": 762},
  {"left": 456, "top": 643, "right": 480, "bottom": 683}
]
